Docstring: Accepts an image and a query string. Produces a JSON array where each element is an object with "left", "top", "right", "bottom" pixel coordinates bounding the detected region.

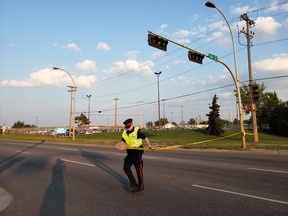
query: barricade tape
[{"left": 120, "top": 132, "right": 241, "bottom": 151}]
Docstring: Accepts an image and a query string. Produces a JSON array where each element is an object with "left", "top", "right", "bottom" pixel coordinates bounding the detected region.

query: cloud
[
  {"left": 253, "top": 53, "right": 288, "bottom": 73},
  {"left": 253, "top": 16, "right": 282, "bottom": 40},
  {"left": 63, "top": 43, "right": 81, "bottom": 51},
  {"left": 103, "top": 60, "right": 154, "bottom": 78},
  {"left": 173, "top": 29, "right": 197, "bottom": 38},
  {"left": 160, "top": 24, "right": 168, "bottom": 29},
  {"left": 170, "top": 76, "right": 193, "bottom": 86},
  {"left": 126, "top": 50, "right": 140, "bottom": 59},
  {"left": 96, "top": 42, "right": 111, "bottom": 51},
  {"left": 0, "top": 68, "right": 97, "bottom": 88},
  {"left": 75, "top": 60, "right": 97, "bottom": 72}
]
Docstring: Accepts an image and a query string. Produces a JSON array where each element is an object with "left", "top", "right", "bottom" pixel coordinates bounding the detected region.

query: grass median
[{"left": 1, "top": 129, "right": 288, "bottom": 151}]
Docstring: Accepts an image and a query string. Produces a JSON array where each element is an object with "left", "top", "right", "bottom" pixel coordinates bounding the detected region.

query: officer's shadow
[{"left": 80, "top": 149, "right": 128, "bottom": 190}]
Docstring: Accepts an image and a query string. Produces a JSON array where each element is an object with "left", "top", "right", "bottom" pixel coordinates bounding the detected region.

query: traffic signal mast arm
[
  {"left": 148, "top": 30, "right": 208, "bottom": 57},
  {"left": 147, "top": 30, "right": 246, "bottom": 149}
]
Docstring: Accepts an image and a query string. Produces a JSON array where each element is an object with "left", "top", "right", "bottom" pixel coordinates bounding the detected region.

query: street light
[
  {"left": 205, "top": 1, "right": 246, "bottom": 149},
  {"left": 205, "top": 1, "right": 239, "bottom": 81},
  {"left": 53, "top": 67, "right": 76, "bottom": 141},
  {"left": 155, "top": 71, "right": 162, "bottom": 130}
]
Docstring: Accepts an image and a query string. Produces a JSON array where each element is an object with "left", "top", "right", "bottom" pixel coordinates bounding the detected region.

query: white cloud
[
  {"left": 75, "top": 60, "right": 97, "bottom": 72},
  {"left": 254, "top": 53, "right": 288, "bottom": 73},
  {"left": 173, "top": 29, "right": 197, "bottom": 38},
  {"left": 0, "top": 68, "right": 97, "bottom": 88},
  {"left": 103, "top": 60, "right": 154, "bottom": 78},
  {"left": 96, "top": 42, "right": 111, "bottom": 51},
  {"left": 64, "top": 43, "right": 81, "bottom": 51},
  {"left": 254, "top": 16, "right": 282, "bottom": 40},
  {"left": 170, "top": 76, "right": 193, "bottom": 86},
  {"left": 126, "top": 50, "right": 140, "bottom": 59},
  {"left": 160, "top": 24, "right": 168, "bottom": 29},
  {"left": 231, "top": 5, "right": 257, "bottom": 15}
]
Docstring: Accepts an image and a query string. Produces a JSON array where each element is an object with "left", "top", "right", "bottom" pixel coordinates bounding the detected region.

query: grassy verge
[{"left": 1, "top": 129, "right": 287, "bottom": 151}]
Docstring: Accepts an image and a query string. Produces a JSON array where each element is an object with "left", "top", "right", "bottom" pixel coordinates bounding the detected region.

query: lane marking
[
  {"left": 192, "top": 184, "right": 288, "bottom": 205},
  {"left": 16, "top": 151, "right": 30, "bottom": 155},
  {"left": 61, "top": 159, "right": 95, "bottom": 167},
  {"left": 248, "top": 167, "right": 288, "bottom": 174},
  {"left": 60, "top": 148, "right": 78, "bottom": 151}
]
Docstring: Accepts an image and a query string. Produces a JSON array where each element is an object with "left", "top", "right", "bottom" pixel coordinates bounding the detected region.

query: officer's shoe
[
  {"left": 128, "top": 184, "right": 138, "bottom": 192},
  {"left": 133, "top": 187, "right": 144, "bottom": 194}
]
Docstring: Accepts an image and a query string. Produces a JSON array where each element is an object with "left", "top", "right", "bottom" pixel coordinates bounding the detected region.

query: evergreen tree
[{"left": 206, "top": 94, "right": 224, "bottom": 135}]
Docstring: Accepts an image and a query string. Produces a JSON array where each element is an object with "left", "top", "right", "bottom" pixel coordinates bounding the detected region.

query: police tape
[{"left": 119, "top": 132, "right": 242, "bottom": 151}]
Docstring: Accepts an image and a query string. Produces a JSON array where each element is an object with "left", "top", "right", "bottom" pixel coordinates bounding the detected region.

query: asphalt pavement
[{"left": 0, "top": 140, "right": 287, "bottom": 216}]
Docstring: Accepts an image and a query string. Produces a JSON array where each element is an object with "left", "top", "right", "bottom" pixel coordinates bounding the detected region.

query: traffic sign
[{"left": 208, "top": 53, "right": 218, "bottom": 62}]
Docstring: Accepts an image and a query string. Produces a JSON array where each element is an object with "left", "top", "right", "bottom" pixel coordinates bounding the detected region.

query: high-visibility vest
[{"left": 122, "top": 127, "right": 142, "bottom": 148}]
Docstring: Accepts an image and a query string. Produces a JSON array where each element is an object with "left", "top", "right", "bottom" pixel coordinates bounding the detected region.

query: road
[{"left": 0, "top": 140, "right": 287, "bottom": 216}]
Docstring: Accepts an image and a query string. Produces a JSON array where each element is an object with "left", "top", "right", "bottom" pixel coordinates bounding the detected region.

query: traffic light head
[
  {"left": 252, "top": 84, "right": 259, "bottom": 101},
  {"left": 188, "top": 51, "right": 204, "bottom": 64},
  {"left": 148, "top": 34, "right": 168, "bottom": 51}
]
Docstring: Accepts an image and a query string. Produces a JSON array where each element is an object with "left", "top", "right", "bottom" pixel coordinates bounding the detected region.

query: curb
[{"left": 0, "top": 188, "right": 13, "bottom": 212}]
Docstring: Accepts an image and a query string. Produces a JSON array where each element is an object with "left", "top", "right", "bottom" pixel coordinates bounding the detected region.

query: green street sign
[{"left": 208, "top": 53, "right": 218, "bottom": 62}]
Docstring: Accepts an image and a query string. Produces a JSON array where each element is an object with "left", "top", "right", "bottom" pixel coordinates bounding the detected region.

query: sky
[{"left": 0, "top": 0, "right": 288, "bottom": 128}]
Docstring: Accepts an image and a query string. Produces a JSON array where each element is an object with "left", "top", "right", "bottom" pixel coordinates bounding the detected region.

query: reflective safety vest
[{"left": 122, "top": 127, "right": 142, "bottom": 148}]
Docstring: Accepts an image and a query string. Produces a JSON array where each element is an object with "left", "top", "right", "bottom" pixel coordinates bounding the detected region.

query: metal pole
[
  {"left": 53, "top": 67, "right": 76, "bottom": 141},
  {"left": 205, "top": 1, "right": 239, "bottom": 80},
  {"left": 218, "top": 60, "right": 246, "bottom": 149},
  {"left": 155, "top": 71, "right": 162, "bottom": 130},
  {"left": 87, "top": 95, "right": 91, "bottom": 128},
  {"left": 114, "top": 97, "right": 119, "bottom": 130}
]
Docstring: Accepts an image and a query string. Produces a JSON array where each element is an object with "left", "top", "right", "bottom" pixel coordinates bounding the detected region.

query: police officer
[{"left": 120, "top": 118, "right": 154, "bottom": 194}]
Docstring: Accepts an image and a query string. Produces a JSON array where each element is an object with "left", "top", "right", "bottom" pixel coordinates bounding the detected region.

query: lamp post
[
  {"left": 155, "top": 71, "right": 162, "bottom": 130},
  {"left": 53, "top": 67, "right": 76, "bottom": 141},
  {"left": 205, "top": 1, "right": 246, "bottom": 149},
  {"left": 86, "top": 95, "right": 91, "bottom": 128},
  {"left": 205, "top": 1, "right": 239, "bottom": 81}
]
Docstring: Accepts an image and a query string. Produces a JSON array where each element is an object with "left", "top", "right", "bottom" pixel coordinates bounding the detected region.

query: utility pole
[
  {"left": 68, "top": 86, "right": 74, "bottom": 138},
  {"left": 240, "top": 13, "right": 259, "bottom": 143},
  {"left": 87, "top": 95, "right": 91, "bottom": 128},
  {"left": 114, "top": 97, "right": 119, "bottom": 130}
]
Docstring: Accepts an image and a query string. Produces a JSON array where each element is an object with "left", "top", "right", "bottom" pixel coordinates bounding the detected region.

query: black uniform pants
[{"left": 123, "top": 150, "right": 144, "bottom": 190}]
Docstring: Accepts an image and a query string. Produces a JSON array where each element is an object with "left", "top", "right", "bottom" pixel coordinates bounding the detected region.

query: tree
[
  {"left": 206, "top": 94, "right": 224, "bottom": 135},
  {"left": 187, "top": 118, "right": 196, "bottom": 125},
  {"left": 154, "top": 118, "right": 168, "bottom": 127},
  {"left": 12, "top": 121, "right": 25, "bottom": 128},
  {"left": 146, "top": 121, "right": 153, "bottom": 129},
  {"left": 75, "top": 113, "right": 90, "bottom": 127},
  {"left": 269, "top": 101, "right": 288, "bottom": 136}
]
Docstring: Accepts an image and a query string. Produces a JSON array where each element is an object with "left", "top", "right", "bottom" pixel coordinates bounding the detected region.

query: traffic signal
[
  {"left": 148, "top": 34, "right": 168, "bottom": 51},
  {"left": 252, "top": 84, "right": 259, "bottom": 101},
  {"left": 188, "top": 51, "right": 204, "bottom": 64}
]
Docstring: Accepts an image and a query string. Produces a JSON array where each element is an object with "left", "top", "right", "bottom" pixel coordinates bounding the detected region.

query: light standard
[
  {"left": 53, "top": 67, "right": 76, "bottom": 141},
  {"left": 205, "top": 1, "right": 246, "bottom": 149},
  {"left": 155, "top": 71, "right": 162, "bottom": 130},
  {"left": 205, "top": 1, "right": 239, "bottom": 81},
  {"left": 86, "top": 95, "right": 91, "bottom": 128}
]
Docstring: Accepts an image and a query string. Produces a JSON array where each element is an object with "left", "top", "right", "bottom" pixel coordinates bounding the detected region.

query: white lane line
[
  {"left": 60, "top": 147, "right": 78, "bottom": 151},
  {"left": 16, "top": 151, "right": 30, "bottom": 155},
  {"left": 248, "top": 167, "right": 288, "bottom": 174},
  {"left": 192, "top": 184, "right": 288, "bottom": 205},
  {"left": 61, "top": 159, "right": 95, "bottom": 167}
]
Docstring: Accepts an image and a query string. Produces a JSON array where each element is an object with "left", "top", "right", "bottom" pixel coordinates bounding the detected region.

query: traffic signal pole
[{"left": 148, "top": 30, "right": 246, "bottom": 150}]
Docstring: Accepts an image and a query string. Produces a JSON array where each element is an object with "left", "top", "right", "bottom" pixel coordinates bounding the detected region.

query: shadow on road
[
  {"left": 0, "top": 140, "right": 45, "bottom": 175},
  {"left": 40, "top": 159, "right": 65, "bottom": 216},
  {"left": 80, "top": 149, "right": 128, "bottom": 190}
]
